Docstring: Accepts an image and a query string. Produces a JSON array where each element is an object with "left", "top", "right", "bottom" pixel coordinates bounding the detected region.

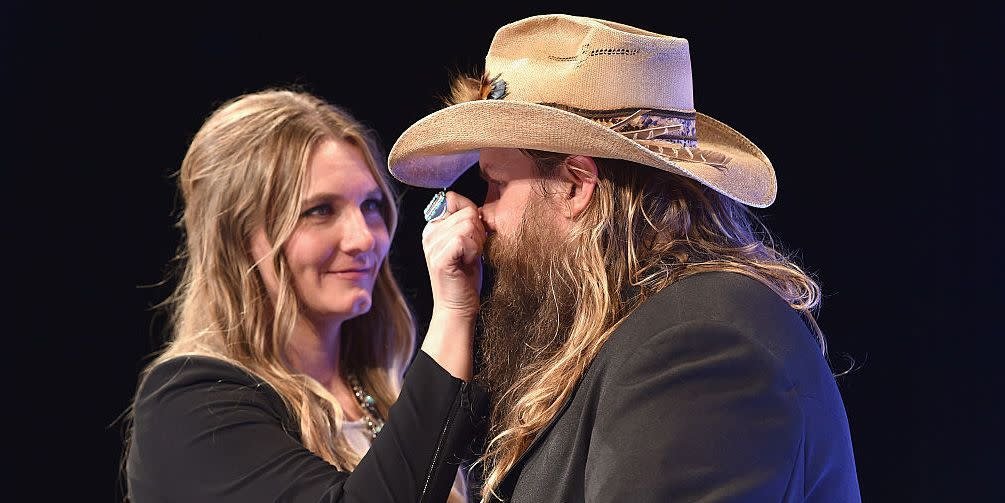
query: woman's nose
[{"left": 341, "top": 210, "right": 376, "bottom": 253}]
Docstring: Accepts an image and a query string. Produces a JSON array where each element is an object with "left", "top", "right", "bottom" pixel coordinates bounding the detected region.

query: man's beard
[{"left": 476, "top": 197, "right": 578, "bottom": 410}]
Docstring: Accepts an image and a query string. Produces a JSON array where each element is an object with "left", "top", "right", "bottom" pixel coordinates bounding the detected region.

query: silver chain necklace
[{"left": 347, "top": 372, "right": 384, "bottom": 439}]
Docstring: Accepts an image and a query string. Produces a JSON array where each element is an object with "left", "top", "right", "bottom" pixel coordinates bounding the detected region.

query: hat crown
[
  {"left": 387, "top": 14, "right": 776, "bottom": 208},
  {"left": 485, "top": 14, "right": 694, "bottom": 112}
]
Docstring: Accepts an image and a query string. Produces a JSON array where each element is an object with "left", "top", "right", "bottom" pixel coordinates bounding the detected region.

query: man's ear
[{"left": 557, "top": 155, "right": 598, "bottom": 220}]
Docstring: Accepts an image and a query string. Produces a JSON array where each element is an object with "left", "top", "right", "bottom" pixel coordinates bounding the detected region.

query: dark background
[{"left": 4, "top": 2, "right": 1001, "bottom": 501}]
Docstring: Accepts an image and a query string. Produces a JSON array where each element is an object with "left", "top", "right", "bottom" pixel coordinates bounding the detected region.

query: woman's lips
[{"left": 328, "top": 267, "right": 372, "bottom": 280}]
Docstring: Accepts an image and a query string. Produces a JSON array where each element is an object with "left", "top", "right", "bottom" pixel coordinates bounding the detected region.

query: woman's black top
[{"left": 126, "top": 351, "right": 485, "bottom": 502}]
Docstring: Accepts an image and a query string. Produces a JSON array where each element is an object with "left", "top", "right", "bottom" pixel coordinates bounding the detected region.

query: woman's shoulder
[
  {"left": 135, "top": 354, "right": 282, "bottom": 414},
  {"left": 140, "top": 354, "right": 264, "bottom": 390},
  {"left": 133, "top": 353, "right": 296, "bottom": 433}
]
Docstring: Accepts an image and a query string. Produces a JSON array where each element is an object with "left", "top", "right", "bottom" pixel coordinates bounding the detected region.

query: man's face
[
  {"left": 475, "top": 148, "right": 578, "bottom": 397},
  {"left": 478, "top": 147, "right": 565, "bottom": 243}
]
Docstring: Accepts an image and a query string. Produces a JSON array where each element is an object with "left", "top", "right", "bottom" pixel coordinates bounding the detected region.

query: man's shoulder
[
  {"left": 666, "top": 270, "right": 788, "bottom": 304},
  {"left": 603, "top": 271, "right": 820, "bottom": 364},
  {"left": 630, "top": 271, "right": 797, "bottom": 330}
]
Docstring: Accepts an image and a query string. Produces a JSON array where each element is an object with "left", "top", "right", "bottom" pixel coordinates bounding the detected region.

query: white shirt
[{"left": 341, "top": 417, "right": 373, "bottom": 457}]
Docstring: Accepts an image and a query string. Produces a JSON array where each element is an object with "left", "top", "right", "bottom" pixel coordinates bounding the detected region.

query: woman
[{"left": 123, "top": 89, "right": 486, "bottom": 502}]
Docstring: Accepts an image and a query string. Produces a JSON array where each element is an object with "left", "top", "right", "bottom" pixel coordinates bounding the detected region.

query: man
[{"left": 389, "top": 14, "right": 861, "bottom": 502}]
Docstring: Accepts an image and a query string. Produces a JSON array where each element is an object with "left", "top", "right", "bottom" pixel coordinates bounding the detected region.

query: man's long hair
[{"left": 475, "top": 151, "right": 823, "bottom": 501}]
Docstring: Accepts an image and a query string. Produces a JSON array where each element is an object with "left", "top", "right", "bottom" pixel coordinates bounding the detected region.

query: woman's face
[{"left": 252, "top": 138, "right": 390, "bottom": 327}]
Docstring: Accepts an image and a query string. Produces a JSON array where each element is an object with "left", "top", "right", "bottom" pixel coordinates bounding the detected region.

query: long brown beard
[{"left": 476, "top": 197, "right": 578, "bottom": 425}]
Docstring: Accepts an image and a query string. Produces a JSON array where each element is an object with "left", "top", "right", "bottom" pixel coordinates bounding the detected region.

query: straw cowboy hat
[{"left": 388, "top": 13, "right": 776, "bottom": 208}]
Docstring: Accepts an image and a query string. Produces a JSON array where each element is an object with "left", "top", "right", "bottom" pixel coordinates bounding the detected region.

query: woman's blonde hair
[
  {"left": 125, "top": 89, "right": 423, "bottom": 474},
  {"left": 477, "top": 152, "right": 825, "bottom": 502}
]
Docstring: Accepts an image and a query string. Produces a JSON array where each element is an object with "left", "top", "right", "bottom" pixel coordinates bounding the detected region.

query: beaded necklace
[{"left": 347, "top": 373, "right": 384, "bottom": 439}]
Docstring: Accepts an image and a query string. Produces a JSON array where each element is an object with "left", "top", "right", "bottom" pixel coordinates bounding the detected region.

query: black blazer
[
  {"left": 496, "top": 272, "right": 861, "bottom": 502},
  {"left": 126, "top": 350, "right": 484, "bottom": 502}
]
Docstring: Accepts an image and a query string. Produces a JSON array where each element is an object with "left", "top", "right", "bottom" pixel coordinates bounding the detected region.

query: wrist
[
  {"left": 421, "top": 309, "right": 476, "bottom": 381},
  {"left": 429, "top": 304, "right": 479, "bottom": 325}
]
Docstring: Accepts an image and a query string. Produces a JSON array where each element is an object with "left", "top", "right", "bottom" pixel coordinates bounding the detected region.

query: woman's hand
[
  {"left": 419, "top": 191, "right": 485, "bottom": 380},
  {"left": 422, "top": 191, "right": 485, "bottom": 321}
]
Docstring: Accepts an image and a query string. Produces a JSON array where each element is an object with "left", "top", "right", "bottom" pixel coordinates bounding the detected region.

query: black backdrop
[{"left": 4, "top": 2, "right": 1001, "bottom": 501}]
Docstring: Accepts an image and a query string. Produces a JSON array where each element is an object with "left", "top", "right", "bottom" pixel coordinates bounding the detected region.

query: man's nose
[
  {"left": 480, "top": 185, "right": 498, "bottom": 231},
  {"left": 480, "top": 208, "right": 498, "bottom": 234}
]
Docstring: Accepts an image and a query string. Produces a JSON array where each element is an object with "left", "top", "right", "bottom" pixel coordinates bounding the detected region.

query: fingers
[
  {"left": 422, "top": 191, "right": 485, "bottom": 241},
  {"left": 422, "top": 211, "right": 486, "bottom": 264},
  {"left": 443, "top": 191, "right": 479, "bottom": 215},
  {"left": 423, "top": 191, "right": 477, "bottom": 224},
  {"left": 422, "top": 191, "right": 486, "bottom": 269},
  {"left": 426, "top": 233, "right": 482, "bottom": 269}
]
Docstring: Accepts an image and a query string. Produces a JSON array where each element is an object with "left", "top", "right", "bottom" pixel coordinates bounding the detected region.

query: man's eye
[{"left": 479, "top": 170, "right": 504, "bottom": 187}]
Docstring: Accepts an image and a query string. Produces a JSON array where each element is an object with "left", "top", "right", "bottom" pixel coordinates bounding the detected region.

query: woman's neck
[
  {"left": 286, "top": 320, "right": 365, "bottom": 421},
  {"left": 287, "top": 320, "right": 342, "bottom": 383}
]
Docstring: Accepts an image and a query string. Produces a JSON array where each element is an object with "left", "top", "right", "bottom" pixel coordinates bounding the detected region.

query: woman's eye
[
  {"left": 302, "top": 204, "right": 333, "bottom": 217},
  {"left": 362, "top": 198, "right": 385, "bottom": 213}
]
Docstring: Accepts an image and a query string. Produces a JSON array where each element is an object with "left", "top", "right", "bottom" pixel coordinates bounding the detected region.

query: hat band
[
  {"left": 542, "top": 104, "right": 698, "bottom": 148},
  {"left": 541, "top": 103, "right": 731, "bottom": 171}
]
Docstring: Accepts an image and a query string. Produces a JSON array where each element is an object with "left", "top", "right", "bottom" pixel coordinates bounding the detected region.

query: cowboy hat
[{"left": 388, "top": 13, "right": 776, "bottom": 208}]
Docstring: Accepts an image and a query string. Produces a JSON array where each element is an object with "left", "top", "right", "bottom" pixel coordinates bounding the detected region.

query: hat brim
[{"left": 388, "top": 100, "right": 776, "bottom": 208}]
